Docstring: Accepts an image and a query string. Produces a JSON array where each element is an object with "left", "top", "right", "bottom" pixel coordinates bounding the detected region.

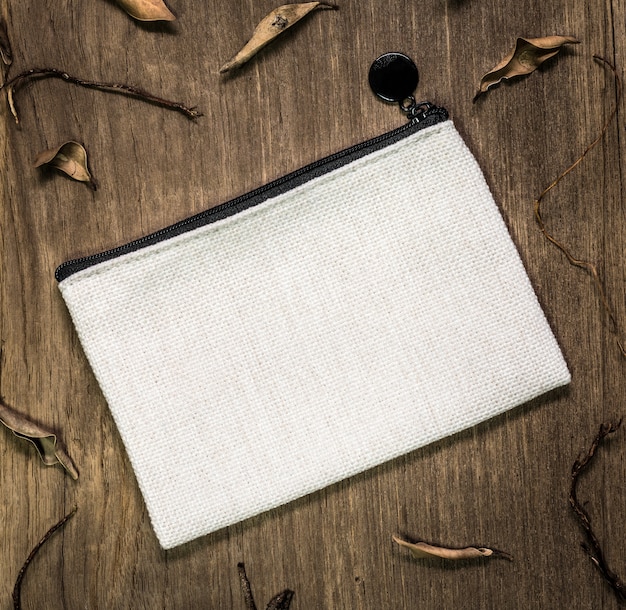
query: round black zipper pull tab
[{"left": 369, "top": 52, "right": 419, "bottom": 104}]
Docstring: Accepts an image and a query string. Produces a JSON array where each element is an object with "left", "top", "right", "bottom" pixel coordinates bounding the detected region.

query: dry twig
[
  {"left": 238, "top": 563, "right": 258, "bottom": 610},
  {"left": 12, "top": 507, "right": 78, "bottom": 610},
  {"left": 237, "top": 563, "right": 294, "bottom": 610},
  {"left": 266, "top": 589, "right": 295, "bottom": 610},
  {"left": 533, "top": 55, "right": 623, "bottom": 352},
  {"left": 570, "top": 421, "right": 626, "bottom": 603},
  {"left": 1, "top": 68, "right": 201, "bottom": 123}
]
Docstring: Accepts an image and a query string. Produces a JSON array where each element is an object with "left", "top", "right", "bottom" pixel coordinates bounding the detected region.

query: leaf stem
[
  {"left": 237, "top": 563, "right": 258, "bottom": 610},
  {"left": 1, "top": 68, "right": 202, "bottom": 123}
]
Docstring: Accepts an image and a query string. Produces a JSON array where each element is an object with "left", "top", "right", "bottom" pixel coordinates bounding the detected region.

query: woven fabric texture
[{"left": 59, "top": 121, "right": 570, "bottom": 549}]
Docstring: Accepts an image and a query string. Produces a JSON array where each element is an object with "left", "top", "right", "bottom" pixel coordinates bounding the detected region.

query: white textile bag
[{"left": 57, "top": 113, "right": 570, "bottom": 549}]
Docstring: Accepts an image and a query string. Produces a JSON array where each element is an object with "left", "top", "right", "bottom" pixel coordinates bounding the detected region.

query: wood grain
[{"left": 1, "top": 0, "right": 624, "bottom": 608}]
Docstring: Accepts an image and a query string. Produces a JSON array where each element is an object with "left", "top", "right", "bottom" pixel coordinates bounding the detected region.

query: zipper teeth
[{"left": 56, "top": 107, "right": 448, "bottom": 280}]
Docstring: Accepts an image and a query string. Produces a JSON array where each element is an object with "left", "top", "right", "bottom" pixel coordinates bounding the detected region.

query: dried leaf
[
  {"left": 115, "top": 0, "right": 175, "bottom": 21},
  {"left": 220, "top": 2, "right": 337, "bottom": 73},
  {"left": 393, "top": 535, "right": 511, "bottom": 561},
  {"left": 474, "top": 35, "right": 580, "bottom": 100},
  {"left": 0, "top": 398, "right": 79, "bottom": 479},
  {"left": 33, "top": 141, "right": 96, "bottom": 190},
  {"left": 6, "top": 83, "right": 17, "bottom": 122}
]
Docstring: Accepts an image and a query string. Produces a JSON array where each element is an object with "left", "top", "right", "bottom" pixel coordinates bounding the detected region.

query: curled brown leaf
[
  {"left": 115, "top": 0, "right": 175, "bottom": 21},
  {"left": 0, "top": 398, "right": 79, "bottom": 480},
  {"left": 33, "top": 141, "right": 96, "bottom": 190},
  {"left": 393, "top": 535, "right": 511, "bottom": 561},
  {"left": 220, "top": 2, "right": 337, "bottom": 73},
  {"left": 474, "top": 35, "right": 580, "bottom": 101}
]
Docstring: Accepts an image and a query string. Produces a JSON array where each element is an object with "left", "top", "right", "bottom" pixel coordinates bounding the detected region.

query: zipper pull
[
  {"left": 369, "top": 53, "right": 443, "bottom": 124},
  {"left": 399, "top": 98, "right": 435, "bottom": 123}
]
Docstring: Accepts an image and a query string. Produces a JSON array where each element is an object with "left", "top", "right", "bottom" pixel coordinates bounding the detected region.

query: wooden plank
[{"left": 1, "top": 0, "right": 624, "bottom": 607}]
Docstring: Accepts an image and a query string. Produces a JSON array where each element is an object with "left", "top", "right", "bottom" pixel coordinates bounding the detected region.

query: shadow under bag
[{"left": 57, "top": 116, "right": 570, "bottom": 549}]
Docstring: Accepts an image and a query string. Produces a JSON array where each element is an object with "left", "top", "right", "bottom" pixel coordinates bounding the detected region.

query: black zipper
[{"left": 55, "top": 103, "right": 448, "bottom": 282}]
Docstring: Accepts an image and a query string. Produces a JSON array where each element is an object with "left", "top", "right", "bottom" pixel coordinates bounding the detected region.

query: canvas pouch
[{"left": 57, "top": 109, "right": 570, "bottom": 549}]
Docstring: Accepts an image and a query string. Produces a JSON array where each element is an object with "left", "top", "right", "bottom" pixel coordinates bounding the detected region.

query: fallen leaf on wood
[
  {"left": 33, "top": 141, "right": 96, "bottom": 190},
  {"left": 0, "top": 18, "right": 12, "bottom": 84},
  {"left": 115, "top": 0, "right": 175, "bottom": 21},
  {"left": 220, "top": 2, "right": 337, "bottom": 73},
  {"left": 6, "top": 83, "right": 17, "bottom": 119},
  {"left": 474, "top": 35, "right": 579, "bottom": 101},
  {"left": 0, "top": 398, "right": 79, "bottom": 479},
  {"left": 393, "top": 535, "right": 511, "bottom": 561}
]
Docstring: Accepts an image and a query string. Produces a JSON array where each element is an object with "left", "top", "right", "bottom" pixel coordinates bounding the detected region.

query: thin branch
[
  {"left": 266, "top": 589, "right": 295, "bottom": 610},
  {"left": 237, "top": 563, "right": 294, "bottom": 610},
  {"left": 533, "top": 55, "right": 623, "bottom": 351},
  {"left": 1, "top": 68, "right": 201, "bottom": 123},
  {"left": 570, "top": 421, "right": 626, "bottom": 603},
  {"left": 12, "top": 506, "right": 78, "bottom": 610},
  {"left": 238, "top": 563, "right": 258, "bottom": 610}
]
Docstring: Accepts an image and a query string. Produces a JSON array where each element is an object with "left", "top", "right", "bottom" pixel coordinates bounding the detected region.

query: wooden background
[{"left": 1, "top": 0, "right": 625, "bottom": 607}]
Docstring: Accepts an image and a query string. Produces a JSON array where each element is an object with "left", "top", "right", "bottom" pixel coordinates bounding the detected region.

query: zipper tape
[{"left": 55, "top": 104, "right": 448, "bottom": 282}]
